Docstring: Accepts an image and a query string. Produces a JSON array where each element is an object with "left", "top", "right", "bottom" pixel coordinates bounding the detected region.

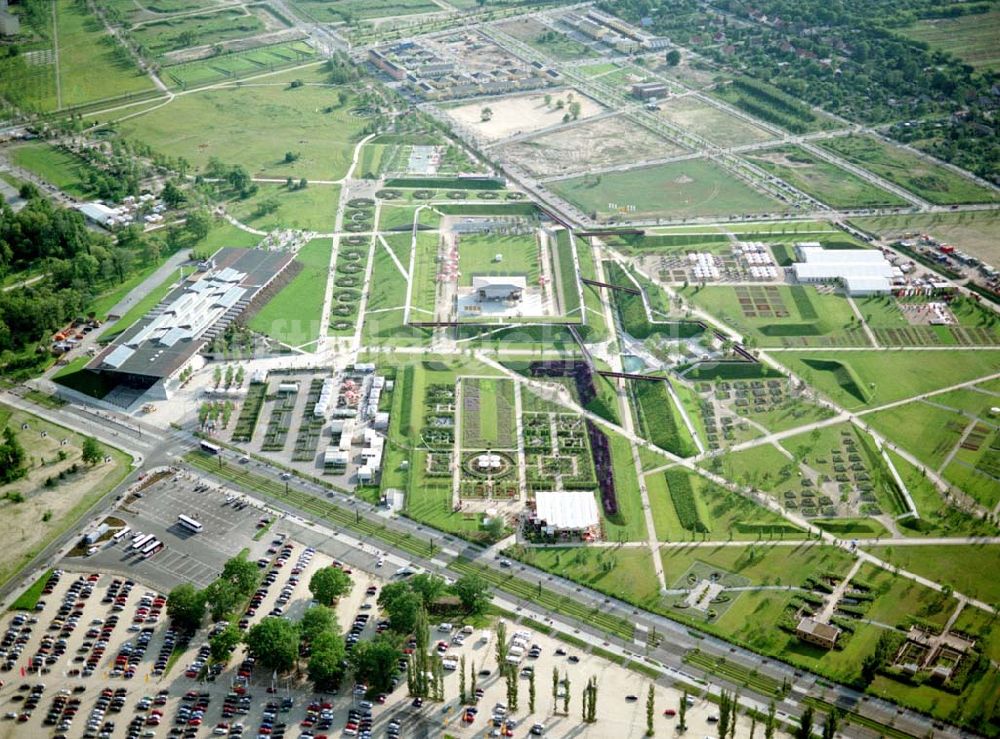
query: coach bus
[
  {"left": 112, "top": 527, "right": 132, "bottom": 542},
  {"left": 177, "top": 515, "right": 203, "bottom": 533},
  {"left": 141, "top": 538, "right": 161, "bottom": 555},
  {"left": 200, "top": 440, "right": 221, "bottom": 455},
  {"left": 131, "top": 533, "right": 153, "bottom": 550}
]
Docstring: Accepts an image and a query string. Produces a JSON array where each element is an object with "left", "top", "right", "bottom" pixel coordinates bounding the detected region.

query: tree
[
  {"left": 483, "top": 515, "right": 505, "bottom": 540},
  {"left": 310, "top": 566, "right": 353, "bottom": 605},
  {"left": 459, "top": 654, "right": 467, "bottom": 704},
  {"left": 765, "top": 701, "right": 776, "bottom": 739},
  {"left": 821, "top": 713, "right": 837, "bottom": 739},
  {"left": 505, "top": 662, "right": 518, "bottom": 711},
  {"left": 378, "top": 583, "right": 422, "bottom": 634},
  {"left": 81, "top": 436, "right": 102, "bottom": 465},
  {"left": 481, "top": 107, "right": 493, "bottom": 122},
  {"left": 209, "top": 624, "right": 242, "bottom": 663},
  {"left": 453, "top": 574, "right": 492, "bottom": 614},
  {"left": 161, "top": 180, "right": 186, "bottom": 207},
  {"left": 167, "top": 584, "right": 205, "bottom": 634},
  {"left": 796, "top": 705, "right": 814, "bottom": 739},
  {"left": 544, "top": 93, "right": 552, "bottom": 107},
  {"left": 552, "top": 667, "right": 559, "bottom": 709},
  {"left": 220, "top": 555, "right": 261, "bottom": 595},
  {"left": 300, "top": 605, "right": 337, "bottom": 644},
  {"left": 666, "top": 49, "right": 681, "bottom": 66},
  {"left": 245, "top": 617, "right": 299, "bottom": 673},
  {"left": 679, "top": 692, "right": 688, "bottom": 732},
  {"left": 0, "top": 427, "right": 27, "bottom": 483},
  {"left": 409, "top": 573, "right": 447, "bottom": 606},
  {"left": 308, "top": 630, "right": 347, "bottom": 691},
  {"left": 562, "top": 671, "right": 570, "bottom": 714},
  {"left": 646, "top": 682, "right": 654, "bottom": 735},
  {"left": 284, "top": 151, "right": 299, "bottom": 163},
  {"left": 569, "top": 101, "right": 581, "bottom": 120},
  {"left": 185, "top": 209, "right": 212, "bottom": 242},
  {"left": 350, "top": 634, "right": 402, "bottom": 693},
  {"left": 227, "top": 166, "right": 251, "bottom": 195},
  {"left": 495, "top": 620, "right": 508, "bottom": 669},
  {"left": 528, "top": 668, "right": 536, "bottom": 713},
  {"left": 203, "top": 579, "right": 240, "bottom": 621},
  {"left": 718, "top": 690, "right": 732, "bottom": 739}
]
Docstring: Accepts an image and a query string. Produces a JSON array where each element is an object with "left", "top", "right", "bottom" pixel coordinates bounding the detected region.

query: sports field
[
  {"left": 162, "top": 42, "right": 317, "bottom": 89},
  {"left": 10, "top": 143, "right": 92, "bottom": 197},
  {"left": 549, "top": 159, "right": 785, "bottom": 220},
  {"left": 901, "top": 10, "right": 1000, "bottom": 72},
  {"left": 115, "top": 83, "right": 363, "bottom": 180},
  {"left": 248, "top": 238, "right": 331, "bottom": 349},
  {"left": 820, "top": 135, "right": 999, "bottom": 205},
  {"left": 747, "top": 146, "right": 907, "bottom": 209}
]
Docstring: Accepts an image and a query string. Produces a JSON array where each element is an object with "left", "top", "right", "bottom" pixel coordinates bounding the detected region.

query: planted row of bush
[
  {"left": 664, "top": 469, "right": 707, "bottom": 533},
  {"left": 586, "top": 420, "right": 617, "bottom": 517}
]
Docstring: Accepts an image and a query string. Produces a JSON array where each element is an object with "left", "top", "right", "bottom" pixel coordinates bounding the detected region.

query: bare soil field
[
  {"left": 443, "top": 90, "right": 604, "bottom": 142},
  {"left": 658, "top": 95, "right": 776, "bottom": 147},
  {"left": 497, "top": 115, "right": 688, "bottom": 177}
]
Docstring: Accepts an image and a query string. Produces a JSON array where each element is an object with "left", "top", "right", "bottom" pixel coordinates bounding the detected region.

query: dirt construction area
[
  {"left": 497, "top": 115, "right": 688, "bottom": 177},
  {"left": 443, "top": 91, "right": 604, "bottom": 142}
]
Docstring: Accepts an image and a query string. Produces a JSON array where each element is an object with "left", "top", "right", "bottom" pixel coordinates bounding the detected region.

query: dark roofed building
[{"left": 88, "top": 248, "right": 293, "bottom": 399}]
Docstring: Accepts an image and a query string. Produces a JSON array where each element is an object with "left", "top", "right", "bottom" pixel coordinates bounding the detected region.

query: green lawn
[
  {"left": 747, "top": 145, "right": 907, "bottom": 209},
  {"left": 457, "top": 233, "right": 539, "bottom": 287},
  {"left": 163, "top": 41, "right": 317, "bottom": 89},
  {"left": 779, "top": 349, "right": 1000, "bottom": 410},
  {"left": 409, "top": 231, "right": 440, "bottom": 316},
  {"left": 549, "top": 159, "right": 786, "bottom": 220},
  {"left": 290, "top": 0, "right": 439, "bottom": 22},
  {"left": 116, "top": 84, "right": 365, "bottom": 180},
  {"left": 56, "top": 0, "right": 155, "bottom": 108},
  {"left": 866, "top": 544, "right": 1000, "bottom": 606},
  {"left": 864, "top": 400, "right": 970, "bottom": 470},
  {"left": 900, "top": 10, "right": 1000, "bottom": 72},
  {"left": 820, "top": 135, "right": 999, "bottom": 206},
  {"left": 249, "top": 238, "right": 331, "bottom": 348},
  {"left": 10, "top": 569, "right": 54, "bottom": 611},
  {"left": 496, "top": 17, "right": 597, "bottom": 61},
  {"left": 603, "top": 431, "right": 648, "bottom": 542},
  {"left": 10, "top": 144, "right": 91, "bottom": 197},
  {"left": 227, "top": 183, "right": 339, "bottom": 233}
]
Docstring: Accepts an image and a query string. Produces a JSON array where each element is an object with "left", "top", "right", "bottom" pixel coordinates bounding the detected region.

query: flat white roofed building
[
  {"left": 792, "top": 245, "right": 899, "bottom": 296},
  {"left": 533, "top": 491, "right": 600, "bottom": 536}
]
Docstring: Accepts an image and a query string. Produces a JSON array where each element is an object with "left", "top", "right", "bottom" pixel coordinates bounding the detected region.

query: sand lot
[
  {"left": 444, "top": 91, "right": 604, "bottom": 142},
  {"left": 0, "top": 533, "right": 789, "bottom": 739},
  {"left": 498, "top": 115, "right": 688, "bottom": 177}
]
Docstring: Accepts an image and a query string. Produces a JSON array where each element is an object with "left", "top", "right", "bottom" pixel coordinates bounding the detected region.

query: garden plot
[
  {"left": 523, "top": 412, "right": 596, "bottom": 492},
  {"left": 442, "top": 90, "right": 604, "bottom": 142},
  {"left": 656, "top": 96, "right": 777, "bottom": 148},
  {"left": 460, "top": 377, "right": 516, "bottom": 449},
  {"left": 669, "top": 561, "right": 751, "bottom": 622},
  {"left": 497, "top": 115, "right": 686, "bottom": 178}
]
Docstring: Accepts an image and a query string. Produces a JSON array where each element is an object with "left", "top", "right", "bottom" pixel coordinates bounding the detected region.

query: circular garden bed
[
  {"left": 339, "top": 249, "right": 363, "bottom": 261},
  {"left": 505, "top": 191, "right": 526, "bottom": 200},
  {"left": 347, "top": 197, "right": 375, "bottom": 209},
  {"left": 335, "top": 289, "right": 361, "bottom": 303},
  {"left": 412, "top": 189, "right": 435, "bottom": 200},
  {"left": 335, "top": 275, "right": 360, "bottom": 288},
  {"left": 376, "top": 189, "right": 402, "bottom": 200},
  {"left": 477, "top": 191, "right": 499, "bottom": 200},
  {"left": 461, "top": 451, "right": 516, "bottom": 480},
  {"left": 446, "top": 190, "right": 466, "bottom": 199},
  {"left": 331, "top": 320, "right": 353, "bottom": 331},
  {"left": 332, "top": 304, "right": 353, "bottom": 317}
]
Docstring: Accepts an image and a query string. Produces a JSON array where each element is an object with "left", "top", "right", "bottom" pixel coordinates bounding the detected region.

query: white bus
[
  {"left": 200, "top": 440, "right": 221, "bottom": 455},
  {"left": 142, "top": 544, "right": 163, "bottom": 560},
  {"left": 141, "top": 538, "right": 160, "bottom": 555},
  {"left": 177, "top": 515, "right": 203, "bottom": 533},
  {"left": 112, "top": 527, "right": 132, "bottom": 542},
  {"left": 131, "top": 533, "right": 153, "bottom": 550}
]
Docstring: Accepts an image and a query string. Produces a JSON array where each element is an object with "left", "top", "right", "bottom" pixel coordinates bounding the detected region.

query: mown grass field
[
  {"left": 777, "top": 349, "right": 1000, "bottom": 410},
  {"left": 867, "top": 544, "right": 1000, "bottom": 606},
  {"left": 130, "top": 7, "right": 270, "bottom": 57},
  {"left": 658, "top": 96, "right": 776, "bottom": 148},
  {"left": 10, "top": 143, "right": 92, "bottom": 197},
  {"left": 747, "top": 145, "right": 907, "bottom": 209},
  {"left": 163, "top": 41, "right": 317, "bottom": 88},
  {"left": 549, "top": 158, "right": 786, "bottom": 220},
  {"left": 57, "top": 0, "right": 156, "bottom": 108},
  {"left": 457, "top": 233, "right": 539, "bottom": 288},
  {"left": 115, "top": 83, "right": 364, "bottom": 180},
  {"left": 863, "top": 400, "right": 969, "bottom": 470},
  {"left": 248, "top": 238, "right": 331, "bottom": 348},
  {"left": 227, "top": 183, "right": 339, "bottom": 233},
  {"left": 820, "top": 135, "right": 999, "bottom": 205}
]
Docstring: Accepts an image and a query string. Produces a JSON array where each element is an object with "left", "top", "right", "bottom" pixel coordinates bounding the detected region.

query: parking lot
[{"left": 79, "top": 474, "right": 274, "bottom": 592}]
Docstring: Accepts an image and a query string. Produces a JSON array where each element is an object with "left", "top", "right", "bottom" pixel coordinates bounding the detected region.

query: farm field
[
  {"left": 850, "top": 210, "right": 1000, "bottom": 266},
  {"left": 657, "top": 96, "right": 776, "bottom": 148},
  {"left": 248, "top": 238, "right": 332, "bottom": 349},
  {"left": 226, "top": 183, "right": 339, "bottom": 233},
  {"left": 746, "top": 145, "right": 908, "bottom": 209},
  {"left": 115, "top": 83, "right": 363, "bottom": 180},
  {"left": 777, "top": 349, "right": 1000, "bottom": 410},
  {"left": 549, "top": 158, "right": 786, "bottom": 220},
  {"left": 56, "top": 0, "right": 156, "bottom": 108},
  {"left": 820, "top": 135, "right": 999, "bottom": 205},
  {"left": 900, "top": 10, "right": 1000, "bottom": 72},
  {"left": 0, "top": 404, "right": 131, "bottom": 588}
]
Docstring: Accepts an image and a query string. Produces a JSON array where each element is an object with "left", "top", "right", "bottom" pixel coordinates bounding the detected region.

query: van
[{"left": 437, "top": 623, "right": 453, "bottom": 633}]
